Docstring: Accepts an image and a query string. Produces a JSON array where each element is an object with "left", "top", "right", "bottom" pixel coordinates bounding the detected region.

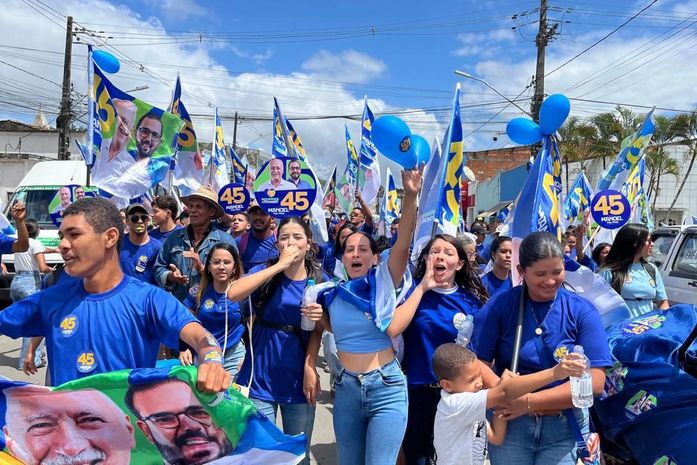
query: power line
[{"left": 545, "top": 0, "right": 658, "bottom": 77}]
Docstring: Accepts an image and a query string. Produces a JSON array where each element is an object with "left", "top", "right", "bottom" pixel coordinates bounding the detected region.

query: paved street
[{"left": 0, "top": 334, "right": 338, "bottom": 465}]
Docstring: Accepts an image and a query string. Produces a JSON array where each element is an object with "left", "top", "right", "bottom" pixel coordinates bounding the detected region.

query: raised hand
[
  {"left": 278, "top": 244, "right": 301, "bottom": 269},
  {"left": 183, "top": 247, "right": 204, "bottom": 274},
  {"left": 168, "top": 264, "right": 189, "bottom": 285},
  {"left": 10, "top": 202, "right": 26, "bottom": 222},
  {"left": 401, "top": 168, "right": 423, "bottom": 196}
]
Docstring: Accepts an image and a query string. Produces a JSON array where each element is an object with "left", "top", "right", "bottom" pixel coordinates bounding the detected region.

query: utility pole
[
  {"left": 57, "top": 16, "right": 73, "bottom": 160},
  {"left": 232, "top": 111, "right": 238, "bottom": 151},
  {"left": 530, "top": 0, "right": 558, "bottom": 124}
]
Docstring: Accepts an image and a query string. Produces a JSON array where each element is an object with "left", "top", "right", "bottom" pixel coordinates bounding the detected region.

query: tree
[{"left": 663, "top": 111, "right": 697, "bottom": 221}]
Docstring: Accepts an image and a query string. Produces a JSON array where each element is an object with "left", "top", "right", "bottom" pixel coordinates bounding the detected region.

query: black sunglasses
[{"left": 130, "top": 214, "right": 149, "bottom": 223}]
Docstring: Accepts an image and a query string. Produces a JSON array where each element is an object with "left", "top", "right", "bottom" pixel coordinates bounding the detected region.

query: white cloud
[
  {"left": 301, "top": 49, "right": 387, "bottom": 84},
  {"left": 150, "top": 0, "right": 207, "bottom": 20},
  {"left": 452, "top": 29, "right": 515, "bottom": 58}
]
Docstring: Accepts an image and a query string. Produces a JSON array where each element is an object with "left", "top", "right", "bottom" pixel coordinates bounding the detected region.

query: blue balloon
[
  {"left": 539, "top": 94, "right": 570, "bottom": 135},
  {"left": 372, "top": 116, "right": 414, "bottom": 167},
  {"left": 408, "top": 135, "right": 431, "bottom": 169},
  {"left": 93, "top": 49, "right": 120, "bottom": 74},
  {"left": 506, "top": 118, "right": 543, "bottom": 145}
]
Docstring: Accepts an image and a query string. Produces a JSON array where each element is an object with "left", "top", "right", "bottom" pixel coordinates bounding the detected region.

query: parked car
[{"left": 649, "top": 225, "right": 697, "bottom": 306}]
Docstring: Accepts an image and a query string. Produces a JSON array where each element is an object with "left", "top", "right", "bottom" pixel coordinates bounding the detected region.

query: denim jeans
[
  {"left": 10, "top": 272, "right": 44, "bottom": 370},
  {"left": 489, "top": 409, "right": 589, "bottom": 465},
  {"left": 252, "top": 399, "right": 315, "bottom": 465},
  {"left": 403, "top": 385, "right": 441, "bottom": 465},
  {"left": 333, "top": 358, "right": 408, "bottom": 465},
  {"left": 322, "top": 331, "right": 339, "bottom": 386},
  {"left": 223, "top": 341, "right": 246, "bottom": 382}
]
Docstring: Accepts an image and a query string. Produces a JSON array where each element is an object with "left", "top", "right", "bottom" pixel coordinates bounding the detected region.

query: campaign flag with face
[
  {"left": 0, "top": 366, "right": 306, "bottom": 465},
  {"left": 87, "top": 56, "right": 184, "bottom": 200},
  {"left": 334, "top": 125, "right": 361, "bottom": 213},
  {"left": 357, "top": 100, "right": 381, "bottom": 207},
  {"left": 564, "top": 171, "right": 593, "bottom": 225},
  {"left": 322, "top": 164, "right": 338, "bottom": 209},
  {"left": 597, "top": 109, "right": 656, "bottom": 192},
  {"left": 166, "top": 75, "right": 204, "bottom": 195},
  {"left": 435, "top": 85, "right": 464, "bottom": 237}
]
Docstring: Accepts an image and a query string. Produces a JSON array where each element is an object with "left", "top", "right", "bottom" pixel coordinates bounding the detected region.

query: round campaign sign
[
  {"left": 590, "top": 189, "right": 631, "bottom": 230},
  {"left": 49, "top": 185, "right": 97, "bottom": 227},
  {"left": 217, "top": 183, "right": 250, "bottom": 214},
  {"left": 253, "top": 157, "right": 317, "bottom": 218}
]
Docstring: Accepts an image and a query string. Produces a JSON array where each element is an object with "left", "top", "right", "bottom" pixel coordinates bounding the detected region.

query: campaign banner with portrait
[
  {"left": 253, "top": 157, "right": 317, "bottom": 218},
  {"left": 0, "top": 366, "right": 305, "bottom": 465},
  {"left": 48, "top": 185, "right": 98, "bottom": 227},
  {"left": 88, "top": 59, "right": 184, "bottom": 201}
]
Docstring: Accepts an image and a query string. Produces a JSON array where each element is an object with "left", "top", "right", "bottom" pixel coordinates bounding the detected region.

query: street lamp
[
  {"left": 454, "top": 70, "right": 531, "bottom": 117},
  {"left": 125, "top": 85, "right": 149, "bottom": 93}
]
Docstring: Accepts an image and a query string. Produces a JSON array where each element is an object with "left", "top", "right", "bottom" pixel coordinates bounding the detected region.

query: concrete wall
[
  {"left": 0, "top": 158, "right": 40, "bottom": 206},
  {"left": 0, "top": 130, "right": 84, "bottom": 159}
]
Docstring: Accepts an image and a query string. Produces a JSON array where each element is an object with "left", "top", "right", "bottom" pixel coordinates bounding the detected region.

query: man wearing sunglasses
[{"left": 119, "top": 203, "right": 162, "bottom": 284}]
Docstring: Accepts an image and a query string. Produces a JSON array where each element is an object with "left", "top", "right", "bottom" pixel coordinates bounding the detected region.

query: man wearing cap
[
  {"left": 236, "top": 205, "right": 278, "bottom": 272},
  {"left": 154, "top": 186, "right": 237, "bottom": 302},
  {"left": 119, "top": 204, "right": 162, "bottom": 284},
  {"left": 470, "top": 223, "right": 490, "bottom": 261}
]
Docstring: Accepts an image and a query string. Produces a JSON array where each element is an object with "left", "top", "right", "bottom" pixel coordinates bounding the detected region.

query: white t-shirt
[
  {"left": 434, "top": 388, "right": 488, "bottom": 465},
  {"left": 13, "top": 238, "right": 46, "bottom": 272}
]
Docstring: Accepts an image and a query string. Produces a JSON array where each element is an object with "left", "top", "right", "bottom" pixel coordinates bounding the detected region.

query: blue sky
[{"left": 2, "top": 0, "right": 697, "bottom": 178}]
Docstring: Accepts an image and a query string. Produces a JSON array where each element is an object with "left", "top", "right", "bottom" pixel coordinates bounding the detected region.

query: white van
[
  {"left": 649, "top": 225, "right": 697, "bottom": 306},
  {"left": 1, "top": 161, "right": 91, "bottom": 304}
]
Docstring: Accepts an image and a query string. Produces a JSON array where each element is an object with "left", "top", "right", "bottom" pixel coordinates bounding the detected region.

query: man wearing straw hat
[{"left": 154, "top": 186, "right": 237, "bottom": 302}]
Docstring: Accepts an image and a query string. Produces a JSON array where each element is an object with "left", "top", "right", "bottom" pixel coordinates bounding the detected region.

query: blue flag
[
  {"left": 358, "top": 99, "right": 381, "bottom": 206},
  {"left": 435, "top": 85, "right": 464, "bottom": 236},
  {"left": 229, "top": 144, "right": 247, "bottom": 185},
  {"left": 167, "top": 75, "right": 204, "bottom": 194},
  {"left": 564, "top": 171, "right": 593, "bottom": 225}
]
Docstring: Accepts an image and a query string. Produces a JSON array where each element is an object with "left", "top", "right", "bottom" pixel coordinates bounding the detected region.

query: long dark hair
[
  {"left": 334, "top": 222, "right": 358, "bottom": 258},
  {"left": 254, "top": 217, "right": 324, "bottom": 312},
  {"left": 415, "top": 234, "right": 489, "bottom": 304},
  {"left": 600, "top": 223, "right": 650, "bottom": 293},
  {"left": 197, "top": 243, "right": 243, "bottom": 310},
  {"left": 591, "top": 242, "right": 611, "bottom": 267}
]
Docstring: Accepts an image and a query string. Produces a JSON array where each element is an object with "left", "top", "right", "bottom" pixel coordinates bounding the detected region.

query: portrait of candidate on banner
[
  {"left": 0, "top": 366, "right": 305, "bottom": 465},
  {"left": 253, "top": 157, "right": 317, "bottom": 219},
  {"left": 89, "top": 64, "right": 183, "bottom": 201},
  {"left": 48, "top": 185, "right": 97, "bottom": 227}
]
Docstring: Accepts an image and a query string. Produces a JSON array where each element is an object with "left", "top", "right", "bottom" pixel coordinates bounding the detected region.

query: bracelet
[
  {"left": 527, "top": 395, "right": 533, "bottom": 415},
  {"left": 202, "top": 349, "right": 223, "bottom": 364}
]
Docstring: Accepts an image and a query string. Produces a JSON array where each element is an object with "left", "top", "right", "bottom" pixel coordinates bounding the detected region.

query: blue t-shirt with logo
[
  {"left": 480, "top": 271, "right": 513, "bottom": 298},
  {"left": 471, "top": 286, "right": 612, "bottom": 377},
  {"left": 236, "top": 265, "right": 315, "bottom": 404},
  {"left": 402, "top": 283, "right": 484, "bottom": 386},
  {"left": 236, "top": 233, "right": 278, "bottom": 272},
  {"left": 149, "top": 225, "right": 183, "bottom": 242},
  {"left": 599, "top": 263, "right": 667, "bottom": 319},
  {"left": 184, "top": 285, "right": 244, "bottom": 349},
  {"left": 119, "top": 237, "right": 163, "bottom": 284},
  {"left": 0, "top": 275, "right": 197, "bottom": 386}
]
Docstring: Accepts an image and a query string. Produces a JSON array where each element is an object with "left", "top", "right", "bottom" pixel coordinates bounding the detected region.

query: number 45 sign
[
  {"left": 591, "top": 189, "right": 631, "bottom": 229},
  {"left": 218, "top": 183, "right": 251, "bottom": 214}
]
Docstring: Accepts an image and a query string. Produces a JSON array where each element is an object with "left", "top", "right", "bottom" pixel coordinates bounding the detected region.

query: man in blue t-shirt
[
  {"left": 119, "top": 204, "right": 162, "bottom": 284},
  {"left": 350, "top": 192, "right": 375, "bottom": 236},
  {"left": 149, "top": 194, "right": 183, "bottom": 242},
  {"left": 0, "top": 198, "right": 230, "bottom": 390},
  {"left": 0, "top": 202, "right": 30, "bottom": 258},
  {"left": 236, "top": 205, "right": 278, "bottom": 271}
]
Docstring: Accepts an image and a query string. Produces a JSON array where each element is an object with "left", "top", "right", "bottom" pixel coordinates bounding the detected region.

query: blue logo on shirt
[
  {"left": 77, "top": 351, "right": 97, "bottom": 373},
  {"left": 59, "top": 315, "right": 78, "bottom": 337}
]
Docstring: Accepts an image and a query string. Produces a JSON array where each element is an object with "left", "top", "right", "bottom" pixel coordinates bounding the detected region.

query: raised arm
[
  {"left": 226, "top": 245, "right": 299, "bottom": 302},
  {"left": 10, "top": 202, "right": 29, "bottom": 253},
  {"left": 355, "top": 192, "right": 374, "bottom": 227},
  {"left": 179, "top": 322, "right": 230, "bottom": 393},
  {"left": 387, "top": 169, "right": 422, "bottom": 287}
]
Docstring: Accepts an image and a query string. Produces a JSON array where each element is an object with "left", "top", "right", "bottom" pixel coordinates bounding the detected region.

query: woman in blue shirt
[
  {"left": 481, "top": 235, "right": 513, "bottom": 297},
  {"left": 180, "top": 243, "right": 246, "bottom": 380},
  {"left": 389, "top": 234, "right": 489, "bottom": 465},
  {"left": 317, "top": 169, "right": 421, "bottom": 465},
  {"left": 599, "top": 223, "right": 668, "bottom": 318},
  {"left": 228, "top": 217, "right": 325, "bottom": 465},
  {"left": 471, "top": 232, "right": 612, "bottom": 465}
]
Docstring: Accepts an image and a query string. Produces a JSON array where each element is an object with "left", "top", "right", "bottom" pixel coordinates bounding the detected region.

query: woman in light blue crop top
[{"left": 317, "top": 168, "right": 422, "bottom": 465}]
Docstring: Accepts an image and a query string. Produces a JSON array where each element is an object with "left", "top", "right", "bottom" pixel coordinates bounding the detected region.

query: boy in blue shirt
[{"left": 0, "top": 198, "right": 229, "bottom": 392}]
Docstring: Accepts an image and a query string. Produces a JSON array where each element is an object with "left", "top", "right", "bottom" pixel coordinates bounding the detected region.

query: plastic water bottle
[
  {"left": 570, "top": 345, "right": 594, "bottom": 408},
  {"left": 453, "top": 314, "right": 474, "bottom": 347},
  {"left": 300, "top": 279, "right": 318, "bottom": 331}
]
